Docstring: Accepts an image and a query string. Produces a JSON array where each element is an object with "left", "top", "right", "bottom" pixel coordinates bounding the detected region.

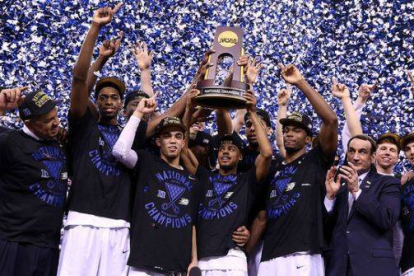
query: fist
[{"left": 278, "top": 64, "right": 304, "bottom": 85}]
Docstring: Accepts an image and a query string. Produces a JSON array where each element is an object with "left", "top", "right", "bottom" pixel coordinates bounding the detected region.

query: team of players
[{"left": 1, "top": 4, "right": 414, "bottom": 276}]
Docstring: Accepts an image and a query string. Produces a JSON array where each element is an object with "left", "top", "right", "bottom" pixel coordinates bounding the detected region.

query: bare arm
[
  {"left": 131, "top": 41, "right": 154, "bottom": 96},
  {"left": 245, "top": 91, "right": 273, "bottom": 181},
  {"left": 280, "top": 64, "right": 338, "bottom": 156},
  {"left": 232, "top": 56, "right": 263, "bottom": 133},
  {"left": 276, "top": 85, "right": 291, "bottom": 158},
  {"left": 187, "top": 226, "right": 198, "bottom": 273},
  {"left": 71, "top": 4, "right": 122, "bottom": 119},
  {"left": 216, "top": 109, "right": 233, "bottom": 136},
  {"left": 180, "top": 89, "right": 200, "bottom": 175},
  {"left": 332, "top": 78, "right": 363, "bottom": 136},
  {"left": 146, "top": 88, "right": 192, "bottom": 138},
  {"left": 246, "top": 210, "right": 267, "bottom": 254}
]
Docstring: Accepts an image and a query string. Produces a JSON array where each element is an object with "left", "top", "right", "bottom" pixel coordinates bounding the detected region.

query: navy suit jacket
[{"left": 323, "top": 168, "right": 401, "bottom": 276}]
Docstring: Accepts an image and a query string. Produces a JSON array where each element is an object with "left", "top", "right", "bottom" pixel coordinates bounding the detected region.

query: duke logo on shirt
[
  {"left": 29, "top": 146, "right": 67, "bottom": 207},
  {"left": 89, "top": 125, "right": 121, "bottom": 177},
  {"left": 145, "top": 170, "right": 193, "bottom": 229},
  {"left": 199, "top": 174, "right": 238, "bottom": 220},
  {"left": 267, "top": 165, "right": 300, "bottom": 220}
]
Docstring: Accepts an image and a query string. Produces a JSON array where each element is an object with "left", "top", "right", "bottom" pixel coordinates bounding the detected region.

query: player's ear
[{"left": 155, "top": 137, "right": 161, "bottom": 147}]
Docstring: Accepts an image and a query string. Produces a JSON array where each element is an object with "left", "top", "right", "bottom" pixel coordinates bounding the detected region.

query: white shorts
[
  {"left": 403, "top": 267, "right": 414, "bottom": 276},
  {"left": 248, "top": 241, "right": 264, "bottom": 276},
  {"left": 257, "top": 252, "right": 324, "bottom": 276},
  {"left": 199, "top": 248, "right": 248, "bottom": 276},
  {"left": 201, "top": 270, "right": 247, "bottom": 276},
  {"left": 58, "top": 225, "right": 129, "bottom": 276}
]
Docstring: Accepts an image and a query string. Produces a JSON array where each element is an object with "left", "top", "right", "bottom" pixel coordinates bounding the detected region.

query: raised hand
[
  {"left": 339, "top": 163, "right": 359, "bottom": 195},
  {"left": 358, "top": 82, "right": 377, "bottom": 103},
  {"left": 244, "top": 90, "right": 257, "bottom": 112},
  {"left": 131, "top": 41, "right": 153, "bottom": 71},
  {"left": 92, "top": 3, "right": 123, "bottom": 27},
  {"left": 278, "top": 84, "right": 292, "bottom": 107},
  {"left": 99, "top": 31, "right": 123, "bottom": 58},
  {"left": 133, "top": 92, "right": 158, "bottom": 118},
  {"left": 186, "top": 88, "right": 200, "bottom": 110},
  {"left": 331, "top": 77, "right": 350, "bottom": 99},
  {"left": 0, "top": 86, "right": 28, "bottom": 110},
  {"left": 244, "top": 57, "right": 263, "bottom": 85},
  {"left": 278, "top": 63, "right": 304, "bottom": 85},
  {"left": 325, "top": 166, "right": 341, "bottom": 200}
]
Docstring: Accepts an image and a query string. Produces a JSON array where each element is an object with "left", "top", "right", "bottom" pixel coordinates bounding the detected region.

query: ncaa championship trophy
[{"left": 195, "top": 26, "right": 249, "bottom": 109}]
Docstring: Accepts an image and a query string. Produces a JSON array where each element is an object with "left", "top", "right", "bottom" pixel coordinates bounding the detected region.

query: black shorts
[{"left": 0, "top": 239, "right": 59, "bottom": 276}]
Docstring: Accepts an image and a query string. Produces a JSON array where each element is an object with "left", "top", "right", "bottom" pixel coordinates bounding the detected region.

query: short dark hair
[{"left": 347, "top": 135, "right": 377, "bottom": 155}]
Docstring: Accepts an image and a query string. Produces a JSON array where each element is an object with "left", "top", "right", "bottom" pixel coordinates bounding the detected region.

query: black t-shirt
[
  {"left": 129, "top": 150, "right": 201, "bottom": 273},
  {"left": 67, "top": 108, "right": 131, "bottom": 221},
  {"left": 196, "top": 167, "right": 259, "bottom": 259},
  {"left": 400, "top": 178, "right": 414, "bottom": 272},
  {"left": 261, "top": 145, "right": 334, "bottom": 261},
  {"left": 238, "top": 147, "right": 283, "bottom": 173},
  {"left": 0, "top": 126, "right": 9, "bottom": 133},
  {"left": 0, "top": 130, "right": 68, "bottom": 248}
]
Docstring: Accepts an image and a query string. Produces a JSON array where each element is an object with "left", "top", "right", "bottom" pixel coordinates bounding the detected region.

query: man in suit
[{"left": 324, "top": 134, "right": 400, "bottom": 276}]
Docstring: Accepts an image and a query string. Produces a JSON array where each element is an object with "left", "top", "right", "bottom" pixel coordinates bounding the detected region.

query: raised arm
[
  {"left": 112, "top": 94, "right": 157, "bottom": 168},
  {"left": 71, "top": 4, "right": 122, "bottom": 119},
  {"left": 276, "top": 85, "right": 291, "bottom": 158},
  {"left": 86, "top": 33, "right": 123, "bottom": 119},
  {"left": 232, "top": 56, "right": 263, "bottom": 133},
  {"left": 0, "top": 86, "right": 28, "bottom": 111},
  {"left": 180, "top": 89, "right": 200, "bottom": 175},
  {"left": 279, "top": 64, "right": 338, "bottom": 156},
  {"left": 86, "top": 33, "right": 123, "bottom": 95},
  {"left": 341, "top": 82, "right": 375, "bottom": 152},
  {"left": 332, "top": 77, "right": 363, "bottom": 141},
  {"left": 131, "top": 41, "right": 154, "bottom": 96},
  {"left": 245, "top": 91, "right": 273, "bottom": 181}
]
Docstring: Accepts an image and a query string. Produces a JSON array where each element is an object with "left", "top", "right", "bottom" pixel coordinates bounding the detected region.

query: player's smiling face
[
  {"left": 97, "top": 87, "right": 122, "bottom": 119},
  {"left": 26, "top": 107, "right": 60, "bottom": 139},
  {"left": 218, "top": 142, "right": 242, "bottom": 171},
  {"left": 375, "top": 142, "right": 399, "bottom": 170},
  {"left": 156, "top": 127, "right": 185, "bottom": 161}
]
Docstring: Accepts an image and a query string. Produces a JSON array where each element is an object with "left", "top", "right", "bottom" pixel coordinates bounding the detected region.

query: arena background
[{"left": 1, "top": 0, "right": 413, "bottom": 171}]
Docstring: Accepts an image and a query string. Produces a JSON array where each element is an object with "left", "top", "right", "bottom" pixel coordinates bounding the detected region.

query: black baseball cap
[
  {"left": 217, "top": 132, "right": 244, "bottom": 153},
  {"left": 377, "top": 133, "right": 401, "bottom": 152},
  {"left": 189, "top": 131, "right": 213, "bottom": 149},
  {"left": 156, "top": 117, "right": 187, "bottom": 135},
  {"left": 280, "top": 112, "right": 313, "bottom": 136},
  {"left": 95, "top": 77, "right": 126, "bottom": 99},
  {"left": 244, "top": 108, "right": 272, "bottom": 127},
  {"left": 124, "top": 90, "right": 150, "bottom": 109},
  {"left": 18, "top": 91, "right": 57, "bottom": 120},
  {"left": 401, "top": 132, "right": 414, "bottom": 151}
]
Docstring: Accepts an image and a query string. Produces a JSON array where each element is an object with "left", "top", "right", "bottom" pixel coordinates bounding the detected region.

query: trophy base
[{"left": 195, "top": 80, "right": 248, "bottom": 109}]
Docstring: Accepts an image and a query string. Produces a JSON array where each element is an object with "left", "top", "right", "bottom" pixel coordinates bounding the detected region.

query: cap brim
[
  {"left": 157, "top": 123, "right": 187, "bottom": 135},
  {"left": 96, "top": 77, "right": 126, "bottom": 97},
  {"left": 279, "top": 118, "right": 312, "bottom": 135}
]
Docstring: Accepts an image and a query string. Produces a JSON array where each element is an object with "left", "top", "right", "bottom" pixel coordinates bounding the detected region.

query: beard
[{"left": 285, "top": 145, "right": 303, "bottom": 155}]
